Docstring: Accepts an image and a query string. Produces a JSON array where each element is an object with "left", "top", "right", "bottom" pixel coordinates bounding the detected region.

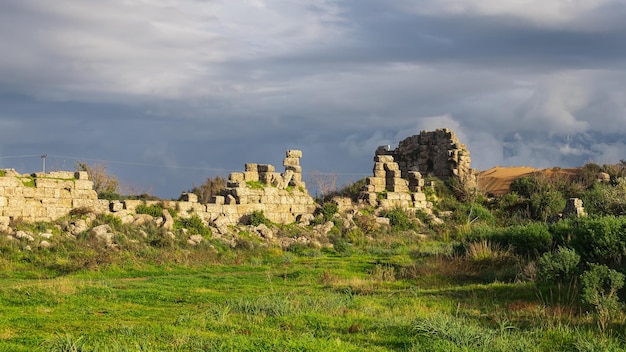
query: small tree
[
  {"left": 189, "top": 176, "right": 226, "bottom": 203},
  {"left": 75, "top": 162, "right": 120, "bottom": 197}
]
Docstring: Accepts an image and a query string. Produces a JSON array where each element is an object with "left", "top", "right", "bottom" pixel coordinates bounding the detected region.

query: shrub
[
  {"left": 382, "top": 207, "right": 418, "bottom": 232},
  {"left": 537, "top": 247, "right": 580, "bottom": 283},
  {"left": 135, "top": 203, "right": 164, "bottom": 217},
  {"left": 580, "top": 263, "right": 625, "bottom": 332},
  {"left": 564, "top": 216, "right": 626, "bottom": 267},
  {"left": 249, "top": 210, "right": 272, "bottom": 227},
  {"left": 319, "top": 202, "right": 338, "bottom": 222},
  {"left": 582, "top": 180, "right": 626, "bottom": 216},
  {"left": 175, "top": 215, "right": 211, "bottom": 237}
]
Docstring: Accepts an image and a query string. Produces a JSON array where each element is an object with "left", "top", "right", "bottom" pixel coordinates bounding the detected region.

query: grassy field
[{"left": 1, "top": 237, "right": 624, "bottom": 352}]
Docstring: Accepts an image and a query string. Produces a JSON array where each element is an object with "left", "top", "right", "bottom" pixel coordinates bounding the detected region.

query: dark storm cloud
[{"left": 1, "top": 0, "right": 626, "bottom": 197}]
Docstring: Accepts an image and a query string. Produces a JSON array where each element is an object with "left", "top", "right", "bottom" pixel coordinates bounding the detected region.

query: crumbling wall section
[
  {"left": 0, "top": 170, "right": 105, "bottom": 228},
  {"left": 376, "top": 128, "right": 478, "bottom": 189},
  {"left": 0, "top": 150, "right": 317, "bottom": 229}
]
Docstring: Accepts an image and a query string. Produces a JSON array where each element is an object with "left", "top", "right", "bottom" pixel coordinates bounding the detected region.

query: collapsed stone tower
[
  {"left": 360, "top": 128, "right": 477, "bottom": 209},
  {"left": 376, "top": 128, "right": 478, "bottom": 189}
]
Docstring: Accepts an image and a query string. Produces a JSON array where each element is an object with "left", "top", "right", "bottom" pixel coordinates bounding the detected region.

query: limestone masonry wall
[
  {"left": 0, "top": 150, "right": 316, "bottom": 230},
  {"left": 0, "top": 170, "right": 105, "bottom": 228}
]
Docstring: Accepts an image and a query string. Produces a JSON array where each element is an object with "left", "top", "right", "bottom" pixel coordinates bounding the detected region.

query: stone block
[
  {"left": 0, "top": 177, "right": 20, "bottom": 187},
  {"left": 390, "top": 185, "right": 409, "bottom": 193},
  {"left": 366, "top": 177, "right": 385, "bottom": 186},
  {"left": 72, "top": 199, "right": 97, "bottom": 208},
  {"left": 74, "top": 180, "right": 94, "bottom": 190},
  {"left": 192, "top": 203, "right": 207, "bottom": 213},
  {"left": 49, "top": 171, "right": 75, "bottom": 179},
  {"left": 123, "top": 200, "right": 142, "bottom": 212},
  {"left": 257, "top": 164, "right": 275, "bottom": 173},
  {"left": 245, "top": 163, "right": 258, "bottom": 172},
  {"left": 283, "top": 157, "right": 299, "bottom": 167},
  {"left": 285, "top": 165, "right": 302, "bottom": 173},
  {"left": 180, "top": 193, "right": 198, "bottom": 202},
  {"left": 0, "top": 197, "right": 6, "bottom": 207},
  {"left": 244, "top": 171, "right": 259, "bottom": 181},
  {"left": 74, "top": 171, "right": 89, "bottom": 180},
  {"left": 286, "top": 150, "right": 303, "bottom": 158},
  {"left": 110, "top": 201, "right": 124, "bottom": 212},
  {"left": 229, "top": 172, "right": 245, "bottom": 183},
  {"left": 373, "top": 169, "right": 386, "bottom": 178},
  {"left": 212, "top": 195, "right": 225, "bottom": 205},
  {"left": 384, "top": 163, "right": 399, "bottom": 171},
  {"left": 412, "top": 193, "right": 426, "bottom": 202}
]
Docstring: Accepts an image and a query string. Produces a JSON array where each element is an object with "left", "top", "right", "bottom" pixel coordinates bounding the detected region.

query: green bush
[
  {"left": 561, "top": 216, "right": 626, "bottom": 267},
  {"left": 581, "top": 263, "right": 625, "bottom": 332},
  {"left": 582, "top": 180, "right": 626, "bottom": 216},
  {"left": 175, "top": 215, "right": 211, "bottom": 237},
  {"left": 319, "top": 202, "right": 338, "bottom": 222},
  {"left": 382, "top": 207, "right": 418, "bottom": 232},
  {"left": 135, "top": 203, "right": 164, "bottom": 217},
  {"left": 537, "top": 247, "right": 580, "bottom": 283},
  {"left": 249, "top": 210, "right": 272, "bottom": 227}
]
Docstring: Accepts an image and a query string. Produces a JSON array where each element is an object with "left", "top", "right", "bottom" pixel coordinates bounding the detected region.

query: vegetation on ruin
[{"left": 5, "top": 162, "right": 626, "bottom": 350}]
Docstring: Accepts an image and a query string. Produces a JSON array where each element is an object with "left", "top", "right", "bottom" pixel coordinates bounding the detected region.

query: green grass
[{"left": 0, "top": 246, "right": 623, "bottom": 351}]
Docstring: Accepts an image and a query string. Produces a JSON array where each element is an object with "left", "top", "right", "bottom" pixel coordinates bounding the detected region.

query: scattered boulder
[
  {"left": 254, "top": 224, "right": 274, "bottom": 239},
  {"left": 162, "top": 209, "right": 174, "bottom": 231},
  {"left": 313, "top": 221, "right": 334, "bottom": 237},
  {"left": 89, "top": 225, "right": 115, "bottom": 246},
  {"left": 15, "top": 231, "right": 34, "bottom": 242},
  {"left": 40, "top": 232, "right": 53, "bottom": 239},
  {"left": 132, "top": 214, "right": 154, "bottom": 226},
  {"left": 188, "top": 234, "right": 203, "bottom": 246},
  {"left": 39, "top": 240, "right": 52, "bottom": 249}
]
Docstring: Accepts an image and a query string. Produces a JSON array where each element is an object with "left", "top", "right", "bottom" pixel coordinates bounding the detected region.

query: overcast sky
[{"left": 1, "top": 0, "right": 626, "bottom": 198}]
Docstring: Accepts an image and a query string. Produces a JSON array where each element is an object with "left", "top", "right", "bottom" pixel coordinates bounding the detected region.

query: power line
[
  {"left": 1, "top": 154, "right": 370, "bottom": 177},
  {"left": 0, "top": 154, "right": 42, "bottom": 159}
]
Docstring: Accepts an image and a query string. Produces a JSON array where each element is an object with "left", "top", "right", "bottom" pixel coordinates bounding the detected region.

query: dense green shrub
[
  {"left": 382, "top": 207, "right": 418, "bottom": 232},
  {"left": 175, "top": 215, "right": 211, "bottom": 237},
  {"left": 537, "top": 247, "right": 580, "bottom": 283},
  {"left": 321, "top": 202, "right": 339, "bottom": 222},
  {"left": 582, "top": 180, "right": 626, "bottom": 216},
  {"left": 249, "top": 210, "right": 272, "bottom": 227},
  {"left": 580, "top": 263, "right": 625, "bottom": 332},
  {"left": 560, "top": 216, "right": 626, "bottom": 267},
  {"left": 135, "top": 203, "right": 164, "bottom": 217}
]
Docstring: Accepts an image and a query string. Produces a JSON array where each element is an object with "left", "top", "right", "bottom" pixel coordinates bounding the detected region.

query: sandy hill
[{"left": 478, "top": 166, "right": 584, "bottom": 196}]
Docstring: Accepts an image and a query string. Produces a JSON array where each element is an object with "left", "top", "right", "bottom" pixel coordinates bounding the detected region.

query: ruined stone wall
[
  {"left": 376, "top": 128, "right": 477, "bottom": 188},
  {"left": 0, "top": 150, "right": 316, "bottom": 229},
  {"left": 0, "top": 170, "right": 106, "bottom": 228}
]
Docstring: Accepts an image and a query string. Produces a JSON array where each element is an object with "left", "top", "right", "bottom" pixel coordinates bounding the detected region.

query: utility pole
[{"left": 41, "top": 154, "right": 47, "bottom": 174}]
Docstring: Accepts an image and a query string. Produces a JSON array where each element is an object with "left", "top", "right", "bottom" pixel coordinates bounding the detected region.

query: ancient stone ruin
[
  {"left": 0, "top": 150, "right": 316, "bottom": 231},
  {"left": 360, "top": 128, "right": 477, "bottom": 209},
  {"left": 0, "top": 130, "right": 478, "bottom": 229},
  {"left": 0, "top": 170, "right": 100, "bottom": 228},
  {"left": 375, "top": 128, "right": 478, "bottom": 189}
]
